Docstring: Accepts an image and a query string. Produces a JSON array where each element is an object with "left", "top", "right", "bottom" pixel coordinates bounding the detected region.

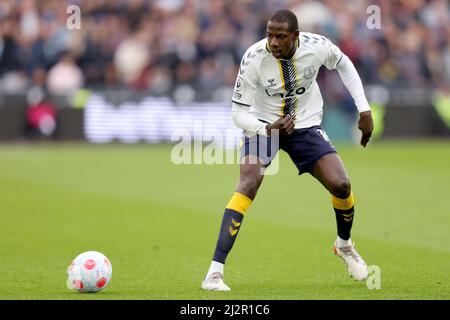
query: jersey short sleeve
[
  {"left": 320, "top": 37, "right": 344, "bottom": 70},
  {"left": 232, "top": 52, "right": 260, "bottom": 107}
]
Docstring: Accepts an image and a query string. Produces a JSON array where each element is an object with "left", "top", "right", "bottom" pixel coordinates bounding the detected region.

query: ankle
[
  {"left": 337, "top": 236, "right": 352, "bottom": 248},
  {"left": 207, "top": 260, "right": 224, "bottom": 277}
]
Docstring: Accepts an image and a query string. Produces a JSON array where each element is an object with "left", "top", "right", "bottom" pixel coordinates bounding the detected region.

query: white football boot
[
  {"left": 201, "top": 272, "right": 231, "bottom": 291},
  {"left": 334, "top": 241, "right": 369, "bottom": 281}
]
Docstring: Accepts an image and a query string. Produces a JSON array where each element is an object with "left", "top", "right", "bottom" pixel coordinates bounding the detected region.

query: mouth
[{"left": 271, "top": 50, "right": 282, "bottom": 58}]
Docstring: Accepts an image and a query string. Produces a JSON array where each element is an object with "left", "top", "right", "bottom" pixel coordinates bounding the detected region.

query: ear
[{"left": 294, "top": 31, "right": 299, "bottom": 47}]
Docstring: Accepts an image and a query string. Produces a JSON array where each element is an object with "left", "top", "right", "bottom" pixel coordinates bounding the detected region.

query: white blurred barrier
[{"left": 84, "top": 94, "right": 242, "bottom": 147}]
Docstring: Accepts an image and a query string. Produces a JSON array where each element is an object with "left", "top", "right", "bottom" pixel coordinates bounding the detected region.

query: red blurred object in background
[{"left": 27, "top": 102, "right": 57, "bottom": 136}]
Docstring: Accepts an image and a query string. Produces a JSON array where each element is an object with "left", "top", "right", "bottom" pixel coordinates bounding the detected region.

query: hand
[
  {"left": 358, "top": 111, "right": 374, "bottom": 148},
  {"left": 266, "top": 115, "right": 295, "bottom": 136}
]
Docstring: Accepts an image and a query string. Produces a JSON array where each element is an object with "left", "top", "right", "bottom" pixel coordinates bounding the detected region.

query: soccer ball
[{"left": 66, "top": 251, "right": 112, "bottom": 293}]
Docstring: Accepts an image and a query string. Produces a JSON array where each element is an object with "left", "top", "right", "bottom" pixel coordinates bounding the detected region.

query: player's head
[{"left": 267, "top": 10, "right": 299, "bottom": 59}]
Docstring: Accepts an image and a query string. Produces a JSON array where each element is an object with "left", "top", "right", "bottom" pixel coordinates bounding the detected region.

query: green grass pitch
[{"left": 0, "top": 141, "right": 449, "bottom": 299}]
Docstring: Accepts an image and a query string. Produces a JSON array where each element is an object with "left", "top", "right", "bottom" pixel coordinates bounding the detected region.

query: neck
[{"left": 282, "top": 44, "right": 296, "bottom": 60}]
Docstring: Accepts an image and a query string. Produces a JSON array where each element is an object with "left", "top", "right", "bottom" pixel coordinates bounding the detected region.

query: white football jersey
[{"left": 232, "top": 32, "right": 343, "bottom": 129}]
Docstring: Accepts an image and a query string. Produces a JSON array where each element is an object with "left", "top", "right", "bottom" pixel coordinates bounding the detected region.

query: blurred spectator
[
  {"left": 0, "top": 0, "right": 447, "bottom": 103},
  {"left": 0, "top": 18, "right": 20, "bottom": 75},
  {"left": 114, "top": 25, "right": 151, "bottom": 87},
  {"left": 47, "top": 51, "right": 84, "bottom": 95}
]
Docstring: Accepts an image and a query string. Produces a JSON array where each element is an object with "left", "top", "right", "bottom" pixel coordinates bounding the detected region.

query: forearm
[
  {"left": 336, "top": 54, "right": 371, "bottom": 113},
  {"left": 231, "top": 103, "right": 267, "bottom": 136}
]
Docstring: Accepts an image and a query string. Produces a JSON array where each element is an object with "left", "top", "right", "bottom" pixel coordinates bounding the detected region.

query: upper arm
[
  {"left": 232, "top": 51, "right": 260, "bottom": 107},
  {"left": 318, "top": 37, "right": 344, "bottom": 70}
]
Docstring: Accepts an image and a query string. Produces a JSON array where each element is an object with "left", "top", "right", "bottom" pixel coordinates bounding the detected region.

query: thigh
[
  {"left": 239, "top": 132, "right": 283, "bottom": 200},
  {"left": 311, "top": 153, "right": 350, "bottom": 196},
  {"left": 282, "top": 126, "right": 337, "bottom": 175},
  {"left": 240, "top": 133, "right": 280, "bottom": 168}
]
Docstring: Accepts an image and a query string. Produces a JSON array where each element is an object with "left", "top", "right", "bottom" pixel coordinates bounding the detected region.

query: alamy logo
[
  {"left": 366, "top": 265, "right": 381, "bottom": 289},
  {"left": 367, "top": 5, "right": 381, "bottom": 30},
  {"left": 66, "top": 5, "right": 81, "bottom": 30},
  {"left": 170, "top": 121, "right": 281, "bottom": 175}
]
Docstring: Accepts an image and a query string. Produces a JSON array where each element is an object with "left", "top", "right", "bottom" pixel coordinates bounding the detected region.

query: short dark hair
[{"left": 269, "top": 10, "right": 299, "bottom": 33}]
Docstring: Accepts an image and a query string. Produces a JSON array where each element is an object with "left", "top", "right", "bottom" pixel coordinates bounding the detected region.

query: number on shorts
[{"left": 316, "top": 129, "right": 330, "bottom": 142}]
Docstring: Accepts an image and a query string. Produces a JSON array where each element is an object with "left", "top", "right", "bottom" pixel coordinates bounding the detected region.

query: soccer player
[{"left": 202, "top": 10, "right": 374, "bottom": 291}]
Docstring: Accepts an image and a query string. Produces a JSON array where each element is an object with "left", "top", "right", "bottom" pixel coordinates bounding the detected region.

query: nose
[{"left": 270, "top": 38, "right": 279, "bottom": 48}]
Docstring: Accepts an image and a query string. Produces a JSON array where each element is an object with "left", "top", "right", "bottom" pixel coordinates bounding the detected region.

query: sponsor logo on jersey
[
  {"left": 267, "top": 78, "right": 276, "bottom": 87},
  {"left": 265, "top": 86, "right": 306, "bottom": 98},
  {"left": 235, "top": 78, "right": 243, "bottom": 92},
  {"left": 234, "top": 77, "right": 245, "bottom": 99}
]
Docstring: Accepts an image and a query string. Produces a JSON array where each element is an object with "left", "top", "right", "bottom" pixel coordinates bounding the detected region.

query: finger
[
  {"left": 284, "top": 120, "right": 294, "bottom": 130},
  {"left": 288, "top": 123, "right": 295, "bottom": 134},
  {"left": 283, "top": 116, "right": 293, "bottom": 123},
  {"left": 284, "top": 120, "right": 294, "bottom": 129},
  {"left": 361, "top": 134, "right": 370, "bottom": 147},
  {"left": 283, "top": 120, "right": 293, "bottom": 128},
  {"left": 360, "top": 133, "right": 366, "bottom": 145},
  {"left": 360, "top": 137, "right": 367, "bottom": 147}
]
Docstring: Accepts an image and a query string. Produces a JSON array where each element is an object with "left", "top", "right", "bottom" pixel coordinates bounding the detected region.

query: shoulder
[
  {"left": 298, "top": 32, "right": 342, "bottom": 66},
  {"left": 299, "top": 32, "right": 335, "bottom": 50},
  {"left": 240, "top": 38, "right": 270, "bottom": 70}
]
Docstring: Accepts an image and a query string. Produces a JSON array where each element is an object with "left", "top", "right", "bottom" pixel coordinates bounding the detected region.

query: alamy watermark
[
  {"left": 367, "top": 5, "right": 381, "bottom": 29},
  {"left": 170, "top": 121, "right": 280, "bottom": 175},
  {"left": 366, "top": 265, "right": 382, "bottom": 289},
  {"left": 66, "top": 5, "right": 81, "bottom": 30},
  {"left": 66, "top": 5, "right": 382, "bottom": 35}
]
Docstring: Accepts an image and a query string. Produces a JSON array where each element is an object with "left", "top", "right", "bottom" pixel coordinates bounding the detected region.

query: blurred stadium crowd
[{"left": 0, "top": 0, "right": 449, "bottom": 104}]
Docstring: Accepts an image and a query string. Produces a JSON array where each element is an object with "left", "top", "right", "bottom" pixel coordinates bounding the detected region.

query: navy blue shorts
[{"left": 240, "top": 125, "right": 337, "bottom": 175}]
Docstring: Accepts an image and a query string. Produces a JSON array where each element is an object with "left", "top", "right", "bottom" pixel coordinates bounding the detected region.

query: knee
[
  {"left": 331, "top": 179, "right": 351, "bottom": 199},
  {"left": 238, "top": 175, "right": 263, "bottom": 199}
]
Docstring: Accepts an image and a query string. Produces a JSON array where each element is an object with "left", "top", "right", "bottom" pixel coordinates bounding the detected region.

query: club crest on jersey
[{"left": 303, "top": 66, "right": 316, "bottom": 80}]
